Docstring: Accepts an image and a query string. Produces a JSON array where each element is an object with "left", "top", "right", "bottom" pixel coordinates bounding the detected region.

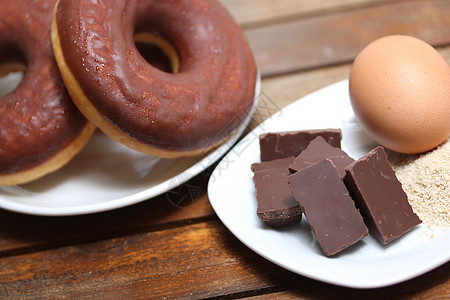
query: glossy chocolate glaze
[
  {"left": 55, "top": 0, "right": 257, "bottom": 152},
  {"left": 0, "top": 0, "right": 89, "bottom": 175}
]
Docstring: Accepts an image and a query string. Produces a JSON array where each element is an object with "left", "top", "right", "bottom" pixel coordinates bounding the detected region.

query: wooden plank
[
  {"left": 246, "top": 0, "right": 450, "bottom": 77},
  {"left": 261, "top": 64, "right": 351, "bottom": 110},
  {"left": 0, "top": 180, "right": 214, "bottom": 256},
  {"left": 220, "top": 0, "right": 390, "bottom": 28},
  {"left": 0, "top": 221, "right": 448, "bottom": 299},
  {"left": 0, "top": 221, "right": 298, "bottom": 299}
]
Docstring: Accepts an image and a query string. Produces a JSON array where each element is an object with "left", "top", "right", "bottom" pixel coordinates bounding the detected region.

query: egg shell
[{"left": 349, "top": 35, "right": 450, "bottom": 154}]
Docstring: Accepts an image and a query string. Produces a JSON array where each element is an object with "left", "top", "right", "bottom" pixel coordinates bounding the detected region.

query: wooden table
[{"left": 1, "top": 0, "right": 449, "bottom": 298}]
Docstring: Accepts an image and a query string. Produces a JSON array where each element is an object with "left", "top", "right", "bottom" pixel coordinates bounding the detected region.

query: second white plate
[{"left": 207, "top": 80, "right": 450, "bottom": 289}]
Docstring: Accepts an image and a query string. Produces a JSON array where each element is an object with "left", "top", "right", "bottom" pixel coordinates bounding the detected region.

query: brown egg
[{"left": 349, "top": 35, "right": 450, "bottom": 154}]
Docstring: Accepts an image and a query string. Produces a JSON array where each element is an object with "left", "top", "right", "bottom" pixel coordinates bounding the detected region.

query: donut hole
[
  {"left": 134, "top": 32, "right": 180, "bottom": 74},
  {"left": 0, "top": 44, "right": 27, "bottom": 97},
  {"left": 0, "top": 60, "right": 26, "bottom": 98}
]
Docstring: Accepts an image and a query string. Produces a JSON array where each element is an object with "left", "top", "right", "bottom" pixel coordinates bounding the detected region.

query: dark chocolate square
[
  {"left": 252, "top": 157, "right": 302, "bottom": 227},
  {"left": 344, "top": 146, "right": 422, "bottom": 244},
  {"left": 288, "top": 159, "right": 368, "bottom": 256},
  {"left": 259, "top": 129, "right": 342, "bottom": 161}
]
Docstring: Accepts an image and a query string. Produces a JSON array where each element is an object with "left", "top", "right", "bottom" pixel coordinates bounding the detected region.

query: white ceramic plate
[
  {"left": 0, "top": 72, "right": 260, "bottom": 216},
  {"left": 207, "top": 80, "right": 450, "bottom": 289}
]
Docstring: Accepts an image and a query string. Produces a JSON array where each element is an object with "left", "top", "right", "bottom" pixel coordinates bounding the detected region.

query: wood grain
[
  {"left": 0, "top": 173, "right": 214, "bottom": 257},
  {"left": 221, "top": 0, "right": 390, "bottom": 28},
  {"left": 1, "top": 221, "right": 448, "bottom": 299},
  {"left": 0, "top": 0, "right": 449, "bottom": 298},
  {"left": 0, "top": 222, "right": 295, "bottom": 299},
  {"left": 246, "top": 0, "right": 450, "bottom": 76}
]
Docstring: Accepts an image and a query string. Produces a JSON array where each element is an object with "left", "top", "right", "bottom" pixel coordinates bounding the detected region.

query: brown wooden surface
[{"left": 1, "top": 0, "right": 449, "bottom": 298}]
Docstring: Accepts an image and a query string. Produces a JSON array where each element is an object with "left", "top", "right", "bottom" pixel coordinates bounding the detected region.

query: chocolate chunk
[
  {"left": 288, "top": 159, "right": 368, "bottom": 256},
  {"left": 252, "top": 157, "right": 302, "bottom": 227},
  {"left": 344, "top": 146, "right": 422, "bottom": 244},
  {"left": 259, "top": 129, "right": 342, "bottom": 161},
  {"left": 289, "top": 136, "right": 355, "bottom": 178}
]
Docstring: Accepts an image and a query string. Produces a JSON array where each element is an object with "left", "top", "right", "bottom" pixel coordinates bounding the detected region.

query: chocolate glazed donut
[
  {"left": 52, "top": 0, "right": 257, "bottom": 158},
  {"left": 0, "top": 0, "right": 95, "bottom": 186}
]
